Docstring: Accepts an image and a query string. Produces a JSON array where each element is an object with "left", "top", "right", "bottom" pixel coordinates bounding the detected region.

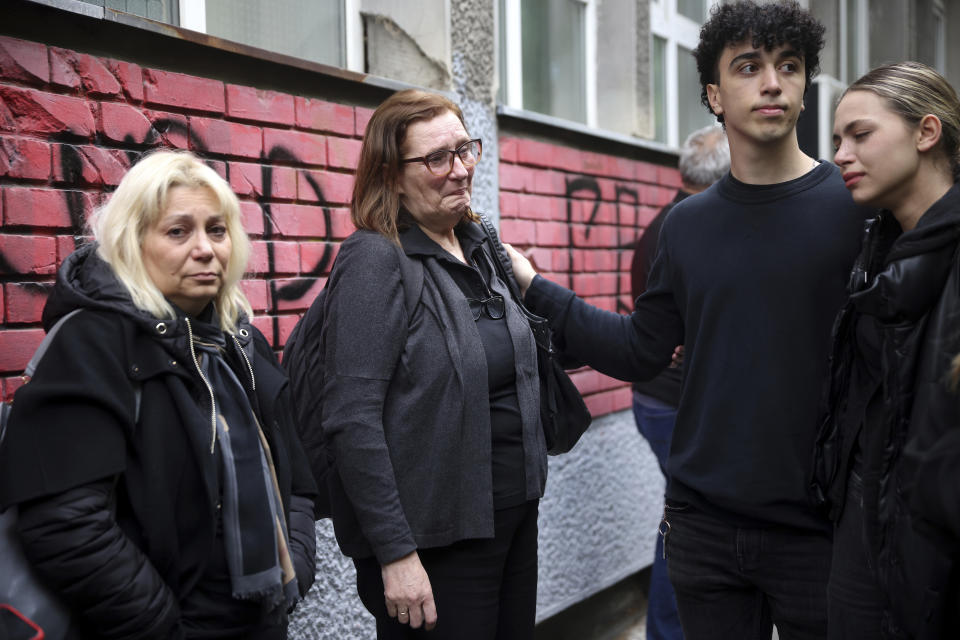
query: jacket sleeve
[
  {"left": 287, "top": 494, "right": 317, "bottom": 599},
  {"left": 907, "top": 424, "right": 960, "bottom": 552},
  {"left": 524, "top": 229, "right": 683, "bottom": 382},
  {"left": 16, "top": 479, "right": 182, "bottom": 640},
  {"left": 320, "top": 233, "right": 417, "bottom": 564},
  {"left": 0, "top": 311, "right": 134, "bottom": 508}
]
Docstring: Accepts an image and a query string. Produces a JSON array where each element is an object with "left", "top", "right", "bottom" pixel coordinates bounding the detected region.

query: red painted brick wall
[
  {"left": 0, "top": 34, "right": 680, "bottom": 417},
  {"left": 498, "top": 137, "right": 681, "bottom": 416}
]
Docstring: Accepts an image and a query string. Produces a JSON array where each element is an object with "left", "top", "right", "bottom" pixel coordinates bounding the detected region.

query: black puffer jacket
[
  {"left": 0, "top": 244, "right": 317, "bottom": 639},
  {"left": 813, "top": 184, "right": 960, "bottom": 639}
]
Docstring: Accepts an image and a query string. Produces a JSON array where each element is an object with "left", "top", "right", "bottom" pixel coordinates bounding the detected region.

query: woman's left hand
[{"left": 381, "top": 551, "right": 437, "bottom": 630}]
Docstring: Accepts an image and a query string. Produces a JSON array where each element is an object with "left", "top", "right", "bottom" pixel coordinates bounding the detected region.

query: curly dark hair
[{"left": 694, "top": 1, "right": 825, "bottom": 124}]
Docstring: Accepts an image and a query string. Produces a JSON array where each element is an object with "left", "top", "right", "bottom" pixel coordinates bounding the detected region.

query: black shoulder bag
[{"left": 478, "top": 214, "right": 592, "bottom": 454}]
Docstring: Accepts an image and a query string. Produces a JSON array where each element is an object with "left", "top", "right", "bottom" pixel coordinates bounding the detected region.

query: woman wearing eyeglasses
[{"left": 300, "top": 89, "right": 546, "bottom": 639}]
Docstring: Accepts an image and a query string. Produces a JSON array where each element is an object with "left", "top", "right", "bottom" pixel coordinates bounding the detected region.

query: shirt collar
[{"left": 398, "top": 216, "right": 488, "bottom": 262}]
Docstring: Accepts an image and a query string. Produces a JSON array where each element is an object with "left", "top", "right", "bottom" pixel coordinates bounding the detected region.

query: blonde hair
[
  {"left": 352, "top": 89, "right": 479, "bottom": 244},
  {"left": 90, "top": 150, "right": 253, "bottom": 333},
  {"left": 845, "top": 61, "right": 960, "bottom": 182}
]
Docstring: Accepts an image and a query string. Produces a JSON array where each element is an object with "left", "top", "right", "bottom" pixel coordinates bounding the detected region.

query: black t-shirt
[{"left": 434, "top": 226, "right": 527, "bottom": 510}]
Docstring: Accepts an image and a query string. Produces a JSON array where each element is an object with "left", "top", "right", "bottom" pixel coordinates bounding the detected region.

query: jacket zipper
[
  {"left": 184, "top": 317, "right": 218, "bottom": 453},
  {"left": 232, "top": 334, "right": 256, "bottom": 392}
]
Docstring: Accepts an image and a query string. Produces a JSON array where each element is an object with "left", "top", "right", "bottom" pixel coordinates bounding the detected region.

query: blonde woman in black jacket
[
  {"left": 814, "top": 62, "right": 960, "bottom": 639},
  {"left": 0, "top": 151, "right": 317, "bottom": 639}
]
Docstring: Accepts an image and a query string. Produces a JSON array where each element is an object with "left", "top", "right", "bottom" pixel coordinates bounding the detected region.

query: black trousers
[
  {"left": 354, "top": 500, "right": 539, "bottom": 640},
  {"left": 826, "top": 468, "right": 885, "bottom": 639},
  {"left": 663, "top": 501, "right": 832, "bottom": 640}
]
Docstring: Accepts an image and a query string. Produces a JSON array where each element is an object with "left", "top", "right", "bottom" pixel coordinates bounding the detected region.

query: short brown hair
[{"left": 351, "top": 89, "right": 478, "bottom": 243}]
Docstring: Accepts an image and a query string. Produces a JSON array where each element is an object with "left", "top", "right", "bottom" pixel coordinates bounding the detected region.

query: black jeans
[
  {"left": 663, "top": 501, "right": 831, "bottom": 640},
  {"left": 354, "top": 500, "right": 538, "bottom": 640},
  {"left": 827, "top": 468, "right": 885, "bottom": 639}
]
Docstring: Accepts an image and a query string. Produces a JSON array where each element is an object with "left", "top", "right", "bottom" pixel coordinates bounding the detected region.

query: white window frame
[
  {"left": 839, "top": 0, "right": 869, "bottom": 84},
  {"left": 178, "top": 0, "right": 358, "bottom": 70},
  {"left": 649, "top": 0, "right": 716, "bottom": 147},
  {"left": 499, "top": 0, "right": 597, "bottom": 127},
  {"left": 933, "top": 0, "right": 946, "bottom": 74},
  {"left": 816, "top": 0, "right": 869, "bottom": 160}
]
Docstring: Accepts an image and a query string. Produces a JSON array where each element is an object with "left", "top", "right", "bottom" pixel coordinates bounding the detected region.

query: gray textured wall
[
  {"left": 451, "top": 0, "right": 499, "bottom": 222},
  {"left": 287, "top": 408, "right": 663, "bottom": 637}
]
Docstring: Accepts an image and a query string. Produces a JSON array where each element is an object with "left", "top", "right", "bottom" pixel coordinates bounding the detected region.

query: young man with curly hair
[{"left": 507, "top": 2, "right": 868, "bottom": 638}]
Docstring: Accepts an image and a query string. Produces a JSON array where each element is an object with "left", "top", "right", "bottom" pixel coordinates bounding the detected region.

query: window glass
[
  {"left": 653, "top": 35, "right": 667, "bottom": 143},
  {"left": 205, "top": 0, "right": 343, "bottom": 67},
  {"left": 676, "top": 0, "right": 705, "bottom": 22},
  {"left": 677, "top": 45, "right": 712, "bottom": 143},
  {"left": 78, "top": 0, "right": 343, "bottom": 67},
  {"left": 520, "top": 0, "right": 586, "bottom": 123},
  {"left": 80, "top": 0, "right": 178, "bottom": 22}
]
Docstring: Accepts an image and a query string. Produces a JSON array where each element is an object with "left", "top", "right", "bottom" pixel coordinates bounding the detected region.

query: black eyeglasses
[
  {"left": 467, "top": 294, "right": 505, "bottom": 321},
  {"left": 402, "top": 139, "right": 483, "bottom": 176}
]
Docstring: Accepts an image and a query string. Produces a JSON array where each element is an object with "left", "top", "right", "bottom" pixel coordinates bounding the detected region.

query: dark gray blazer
[{"left": 320, "top": 224, "right": 545, "bottom": 564}]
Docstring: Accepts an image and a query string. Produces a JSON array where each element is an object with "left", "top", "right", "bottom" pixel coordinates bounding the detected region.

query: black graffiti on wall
[
  {"left": 564, "top": 176, "right": 648, "bottom": 314},
  {"left": 4, "top": 118, "right": 657, "bottom": 347},
  {"left": 2, "top": 119, "right": 336, "bottom": 347}
]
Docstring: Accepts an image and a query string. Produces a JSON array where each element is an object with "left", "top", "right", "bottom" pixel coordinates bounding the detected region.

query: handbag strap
[
  {"left": 477, "top": 214, "right": 525, "bottom": 303},
  {"left": 23, "top": 309, "right": 84, "bottom": 378}
]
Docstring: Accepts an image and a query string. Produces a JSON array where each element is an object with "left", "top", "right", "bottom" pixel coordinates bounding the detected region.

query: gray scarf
[{"left": 191, "top": 320, "right": 299, "bottom": 611}]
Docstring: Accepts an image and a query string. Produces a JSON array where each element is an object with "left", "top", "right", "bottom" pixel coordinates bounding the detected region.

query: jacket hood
[
  {"left": 886, "top": 183, "right": 960, "bottom": 263},
  {"left": 41, "top": 243, "right": 161, "bottom": 331},
  {"left": 41, "top": 244, "right": 253, "bottom": 350},
  {"left": 853, "top": 184, "right": 960, "bottom": 323}
]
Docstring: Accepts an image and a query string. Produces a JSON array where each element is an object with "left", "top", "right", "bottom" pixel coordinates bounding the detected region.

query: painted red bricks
[{"left": 0, "top": 36, "right": 679, "bottom": 420}]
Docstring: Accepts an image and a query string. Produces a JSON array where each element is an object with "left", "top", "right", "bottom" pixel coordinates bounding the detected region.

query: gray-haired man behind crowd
[{"left": 629, "top": 124, "right": 728, "bottom": 640}]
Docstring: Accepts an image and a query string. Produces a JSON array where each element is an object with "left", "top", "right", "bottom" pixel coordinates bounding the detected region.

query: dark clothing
[
  {"left": 814, "top": 184, "right": 960, "bottom": 638},
  {"left": 631, "top": 191, "right": 686, "bottom": 640},
  {"left": 354, "top": 500, "right": 539, "bottom": 640},
  {"left": 319, "top": 222, "right": 545, "bottom": 565},
  {"left": 525, "top": 163, "right": 865, "bottom": 532},
  {"left": 663, "top": 501, "right": 832, "bottom": 640},
  {"left": 633, "top": 394, "right": 682, "bottom": 640},
  {"left": 630, "top": 191, "right": 687, "bottom": 406},
  {"left": 424, "top": 228, "right": 527, "bottom": 510},
  {"left": 827, "top": 469, "right": 885, "bottom": 640},
  {"left": 0, "top": 244, "right": 317, "bottom": 640}
]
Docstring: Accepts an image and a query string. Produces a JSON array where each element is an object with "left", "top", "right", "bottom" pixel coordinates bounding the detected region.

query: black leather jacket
[{"left": 813, "top": 184, "right": 960, "bottom": 639}]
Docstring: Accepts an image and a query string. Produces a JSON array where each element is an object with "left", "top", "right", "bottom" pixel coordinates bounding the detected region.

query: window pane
[
  {"left": 677, "top": 45, "right": 712, "bottom": 143},
  {"left": 653, "top": 36, "right": 667, "bottom": 143},
  {"left": 677, "top": 0, "right": 706, "bottom": 22},
  {"left": 78, "top": 0, "right": 178, "bottom": 22},
  {"left": 520, "top": 0, "right": 586, "bottom": 123},
  {"left": 205, "top": 0, "right": 343, "bottom": 67}
]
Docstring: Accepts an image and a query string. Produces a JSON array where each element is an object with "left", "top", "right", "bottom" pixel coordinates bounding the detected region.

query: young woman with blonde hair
[{"left": 814, "top": 61, "right": 960, "bottom": 639}]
